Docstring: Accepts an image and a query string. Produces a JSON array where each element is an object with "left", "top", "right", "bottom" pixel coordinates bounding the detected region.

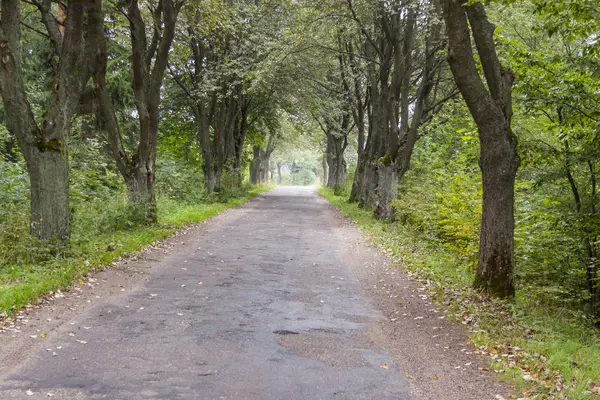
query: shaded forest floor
[
  {"left": 0, "top": 186, "right": 273, "bottom": 318},
  {"left": 319, "top": 187, "right": 600, "bottom": 400}
]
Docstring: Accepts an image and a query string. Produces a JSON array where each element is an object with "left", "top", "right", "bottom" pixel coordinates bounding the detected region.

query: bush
[{"left": 155, "top": 158, "right": 207, "bottom": 203}]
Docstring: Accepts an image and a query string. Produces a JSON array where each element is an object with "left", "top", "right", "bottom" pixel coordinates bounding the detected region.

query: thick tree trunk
[
  {"left": 269, "top": 162, "right": 276, "bottom": 183},
  {"left": 204, "top": 165, "right": 217, "bottom": 193},
  {"left": 250, "top": 134, "right": 273, "bottom": 185},
  {"left": 28, "top": 147, "right": 70, "bottom": 241},
  {"left": 473, "top": 123, "right": 518, "bottom": 296},
  {"left": 358, "top": 99, "right": 382, "bottom": 209},
  {"left": 232, "top": 100, "right": 249, "bottom": 188},
  {"left": 443, "top": 0, "right": 519, "bottom": 297},
  {"left": 125, "top": 163, "right": 156, "bottom": 221},
  {"left": 358, "top": 160, "right": 378, "bottom": 208},
  {"left": 374, "top": 161, "right": 397, "bottom": 220},
  {"left": 260, "top": 156, "right": 270, "bottom": 183},
  {"left": 196, "top": 97, "right": 219, "bottom": 194}
]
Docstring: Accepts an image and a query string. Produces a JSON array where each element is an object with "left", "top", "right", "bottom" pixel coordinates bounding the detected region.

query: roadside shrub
[
  {"left": 73, "top": 193, "right": 158, "bottom": 238},
  {"left": 217, "top": 171, "right": 248, "bottom": 202},
  {"left": 155, "top": 158, "right": 206, "bottom": 203}
]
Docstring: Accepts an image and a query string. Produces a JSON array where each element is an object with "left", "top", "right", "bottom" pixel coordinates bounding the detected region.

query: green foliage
[
  {"left": 291, "top": 169, "right": 317, "bottom": 186},
  {"left": 394, "top": 100, "right": 482, "bottom": 263},
  {"left": 155, "top": 159, "right": 206, "bottom": 203}
]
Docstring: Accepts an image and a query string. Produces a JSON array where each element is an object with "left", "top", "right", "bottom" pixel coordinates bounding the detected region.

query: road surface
[{"left": 0, "top": 187, "right": 509, "bottom": 399}]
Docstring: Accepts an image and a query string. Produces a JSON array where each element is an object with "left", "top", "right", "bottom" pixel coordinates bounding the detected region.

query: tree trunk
[
  {"left": 326, "top": 133, "right": 347, "bottom": 194},
  {"left": 28, "top": 147, "right": 70, "bottom": 241},
  {"left": 349, "top": 158, "right": 363, "bottom": 203},
  {"left": 249, "top": 146, "right": 259, "bottom": 184},
  {"left": 214, "top": 167, "right": 223, "bottom": 192},
  {"left": 443, "top": 0, "right": 519, "bottom": 297},
  {"left": 260, "top": 156, "right": 269, "bottom": 183},
  {"left": 473, "top": 122, "right": 518, "bottom": 296},
  {"left": 374, "top": 161, "right": 397, "bottom": 220},
  {"left": 350, "top": 99, "right": 371, "bottom": 203},
  {"left": 277, "top": 162, "right": 282, "bottom": 185},
  {"left": 322, "top": 157, "right": 329, "bottom": 186},
  {"left": 358, "top": 94, "right": 383, "bottom": 210},
  {"left": 204, "top": 163, "right": 217, "bottom": 193},
  {"left": 96, "top": 0, "right": 180, "bottom": 217},
  {"left": 232, "top": 99, "right": 249, "bottom": 187}
]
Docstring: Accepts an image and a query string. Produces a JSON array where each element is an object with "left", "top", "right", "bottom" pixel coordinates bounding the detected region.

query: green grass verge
[
  {"left": 319, "top": 187, "right": 600, "bottom": 399},
  {"left": 0, "top": 185, "right": 273, "bottom": 317}
]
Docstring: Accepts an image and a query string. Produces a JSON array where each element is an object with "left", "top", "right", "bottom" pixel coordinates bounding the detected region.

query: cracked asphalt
[{"left": 0, "top": 187, "right": 510, "bottom": 399}]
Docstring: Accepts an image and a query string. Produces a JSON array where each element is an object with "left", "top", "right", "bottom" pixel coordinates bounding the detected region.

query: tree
[
  {"left": 344, "top": 0, "right": 449, "bottom": 219},
  {"left": 0, "top": 0, "right": 104, "bottom": 241},
  {"left": 442, "top": 0, "right": 520, "bottom": 297},
  {"left": 94, "top": 0, "right": 183, "bottom": 221}
]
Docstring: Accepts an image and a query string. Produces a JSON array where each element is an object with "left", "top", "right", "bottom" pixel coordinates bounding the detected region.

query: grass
[
  {"left": 0, "top": 185, "right": 273, "bottom": 317},
  {"left": 319, "top": 187, "right": 600, "bottom": 400}
]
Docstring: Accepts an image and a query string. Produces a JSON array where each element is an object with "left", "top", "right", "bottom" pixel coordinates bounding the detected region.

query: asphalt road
[{"left": 0, "top": 187, "right": 509, "bottom": 399}]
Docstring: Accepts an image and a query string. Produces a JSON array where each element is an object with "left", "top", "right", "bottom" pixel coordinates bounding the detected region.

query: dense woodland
[{"left": 1, "top": 0, "right": 600, "bottom": 395}]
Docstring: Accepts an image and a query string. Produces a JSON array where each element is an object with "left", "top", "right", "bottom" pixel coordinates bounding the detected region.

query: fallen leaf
[{"left": 523, "top": 374, "right": 535, "bottom": 381}]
